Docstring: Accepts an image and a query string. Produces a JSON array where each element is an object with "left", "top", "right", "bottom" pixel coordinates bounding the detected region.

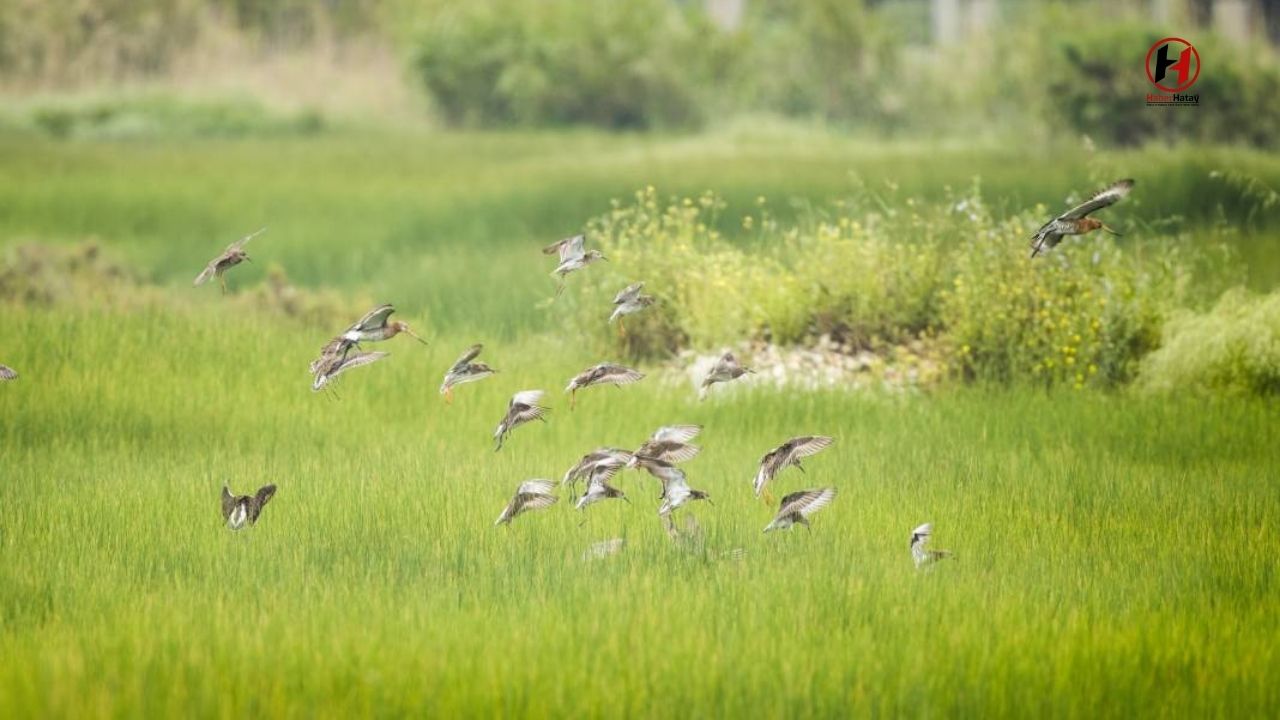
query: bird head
[
  {"left": 472, "top": 362, "right": 496, "bottom": 375},
  {"left": 393, "top": 322, "right": 429, "bottom": 345},
  {"left": 587, "top": 250, "right": 608, "bottom": 263}
]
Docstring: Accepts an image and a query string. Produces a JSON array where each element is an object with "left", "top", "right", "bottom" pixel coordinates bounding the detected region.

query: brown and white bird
[
  {"left": 911, "top": 523, "right": 953, "bottom": 568},
  {"left": 544, "top": 234, "right": 607, "bottom": 296},
  {"left": 495, "top": 480, "right": 559, "bottom": 526},
  {"left": 609, "top": 282, "right": 655, "bottom": 337},
  {"left": 562, "top": 447, "right": 633, "bottom": 492},
  {"left": 311, "top": 350, "right": 389, "bottom": 392},
  {"left": 699, "top": 352, "right": 753, "bottom": 400},
  {"left": 439, "top": 344, "right": 496, "bottom": 404},
  {"left": 655, "top": 466, "right": 712, "bottom": 518},
  {"left": 575, "top": 462, "right": 629, "bottom": 511},
  {"left": 564, "top": 363, "right": 644, "bottom": 408},
  {"left": 763, "top": 487, "right": 837, "bottom": 533},
  {"left": 626, "top": 425, "right": 702, "bottom": 468},
  {"left": 221, "top": 484, "right": 277, "bottom": 530},
  {"left": 494, "top": 390, "right": 549, "bottom": 451},
  {"left": 309, "top": 304, "right": 425, "bottom": 378},
  {"left": 194, "top": 227, "right": 265, "bottom": 294},
  {"left": 1030, "top": 179, "right": 1134, "bottom": 258},
  {"left": 753, "top": 436, "right": 834, "bottom": 499},
  {"left": 0, "top": 364, "right": 16, "bottom": 381}
]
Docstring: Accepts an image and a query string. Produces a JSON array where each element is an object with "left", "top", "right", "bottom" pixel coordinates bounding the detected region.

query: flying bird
[
  {"left": 334, "top": 304, "right": 427, "bottom": 350},
  {"left": 562, "top": 447, "right": 633, "bottom": 492},
  {"left": 544, "top": 234, "right": 607, "bottom": 296},
  {"left": 609, "top": 282, "right": 655, "bottom": 337},
  {"left": 495, "top": 480, "right": 559, "bottom": 526},
  {"left": 0, "top": 364, "right": 16, "bottom": 381},
  {"left": 627, "top": 424, "right": 702, "bottom": 468},
  {"left": 311, "top": 350, "right": 389, "bottom": 392},
  {"left": 753, "top": 436, "right": 834, "bottom": 499},
  {"left": 439, "top": 344, "right": 496, "bottom": 404},
  {"left": 656, "top": 467, "right": 712, "bottom": 518},
  {"left": 699, "top": 352, "right": 754, "bottom": 400},
  {"left": 575, "top": 462, "right": 629, "bottom": 511},
  {"left": 763, "top": 487, "right": 837, "bottom": 533},
  {"left": 194, "top": 227, "right": 265, "bottom": 294},
  {"left": 911, "top": 523, "right": 953, "bottom": 568},
  {"left": 221, "top": 484, "right": 277, "bottom": 530},
  {"left": 564, "top": 363, "right": 644, "bottom": 408},
  {"left": 1030, "top": 179, "right": 1134, "bottom": 258},
  {"left": 494, "top": 390, "right": 549, "bottom": 451}
]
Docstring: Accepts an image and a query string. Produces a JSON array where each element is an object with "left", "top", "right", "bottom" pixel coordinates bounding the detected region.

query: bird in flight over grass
[
  {"left": 764, "top": 487, "right": 837, "bottom": 533},
  {"left": 544, "top": 233, "right": 607, "bottom": 296},
  {"left": 911, "top": 523, "right": 953, "bottom": 568},
  {"left": 753, "top": 436, "right": 834, "bottom": 501},
  {"left": 221, "top": 484, "right": 277, "bottom": 530},
  {"left": 318, "top": 304, "right": 427, "bottom": 358},
  {"left": 564, "top": 363, "right": 644, "bottom": 408},
  {"left": 609, "top": 281, "right": 655, "bottom": 337},
  {"left": 561, "top": 447, "right": 633, "bottom": 493},
  {"left": 494, "top": 390, "right": 549, "bottom": 451},
  {"left": 194, "top": 227, "right": 265, "bottom": 294},
  {"left": 1029, "top": 179, "right": 1134, "bottom": 258},
  {"left": 699, "top": 352, "right": 754, "bottom": 400},
  {"left": 311, "top": 349, "right": 389, "bottom": 392},
  {"left": 626, "top": 424, "right": 702, "bottom": 468},
  {"left": 575, "top": 462, "right": 629, "bottom": 512},
  {"left": 495, "top": 480, "right": 559, "bottom": 527},
  {"left": 439, "top": 344, "right": 496, "bottom": 404},
  {"left": 0, "top": 364, "right": 16, "bottom": 381},
  {"left": 655, "top": 465, "right": 712, "bottom": 518}
]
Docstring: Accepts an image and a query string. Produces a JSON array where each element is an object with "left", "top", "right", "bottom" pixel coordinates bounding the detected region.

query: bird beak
[
  {"left": 406, "top": 328, "right": 429, "bottom": 346},
  {"left": 1101, "top": 224, "right": 1122, "bottom": 236},
  {"left": 600, "top": 256, "right": 610, "bottom": 262},
  {"left": 243, "top": 255, "right": 253, "bottom": 263}
]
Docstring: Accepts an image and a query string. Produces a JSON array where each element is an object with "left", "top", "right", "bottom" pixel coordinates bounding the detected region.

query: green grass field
[{"left": 2, "top": 130, "right": 1279, "bottom": 717}]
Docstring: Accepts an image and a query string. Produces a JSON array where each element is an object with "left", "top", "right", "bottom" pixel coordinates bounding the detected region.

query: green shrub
[
  {"left": 1137, "top": 289, "right": 1280, "bottom": 396},
  {"left": 576, "top": 185, "right": 1220, "bottom": 389},
  {"left": 16, "top": 94, "right": 325, "bottom": 140},
  {"left": 410, "top": 0, "right": 716, "bottom": 129}
]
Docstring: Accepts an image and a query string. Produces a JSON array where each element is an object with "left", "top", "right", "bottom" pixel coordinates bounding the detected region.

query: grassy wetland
[{"left": 1, "top": 128, "right": 1279, "bottom": 717}]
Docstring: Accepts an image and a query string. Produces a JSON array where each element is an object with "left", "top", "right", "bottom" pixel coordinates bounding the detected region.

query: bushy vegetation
[
  {"left": 1138, "top": 289, "right": 1280, "bottom": 396},
  {"left": 576, "top": 184, "right": 1224, "bottom": 388},
  {"left": 9, "top": 94, "right": 325, "bottom": 140}
]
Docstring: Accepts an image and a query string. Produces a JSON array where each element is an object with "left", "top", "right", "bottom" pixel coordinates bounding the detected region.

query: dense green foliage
[{"left": 1, "top": 306, "right": 1278, "bottom": 717}]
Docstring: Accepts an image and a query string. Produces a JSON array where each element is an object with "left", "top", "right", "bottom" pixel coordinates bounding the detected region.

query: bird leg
[
  {"left": 569, "top": 390, "right": 576, "bottom": 410},
  {"left": 617, "top": 317, "right": 627, "bottom": 338},
  {"left": 444, "top": 387, "right": 454, "bottom": 405},
  {"left": 762, "top": 489, "right": 775, "bottom": 506},
  {"left": 218, "top": 274, "right": 228, "bottom": 295}
]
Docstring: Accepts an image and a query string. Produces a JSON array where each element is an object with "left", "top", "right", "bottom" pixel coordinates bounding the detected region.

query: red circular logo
[{"left": 1145, "top": 37, "right": 1200, "bottom": 93}]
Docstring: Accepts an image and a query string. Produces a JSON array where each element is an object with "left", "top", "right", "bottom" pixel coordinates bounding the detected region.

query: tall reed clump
[{"left": 576, "top": 186, "right": 1217, "bottom": 389}]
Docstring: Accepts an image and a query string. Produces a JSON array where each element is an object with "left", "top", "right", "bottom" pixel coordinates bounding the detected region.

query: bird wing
[
  {"left": 220, "top": 486, "right": 236, "bottom": 520},
  {"left": 193, "top": 260, "right": 219, "bottom": 286},
  {"left": 588, "top": 461, "right": 623, "bottom": 486},
  {"left": 329, "top": 351, "right": 389, "bottom": 380},
  {"left": 515, "top": 492, "right": 558, "bottom": 513},
  {"left": 517, "top": 479, "right": 557, "bottom": 496},
  {"left": 613, "top": 282, "right": 643, "bottom": 305},
  {"left": 255, "top": 484, "right": 278, "bottom": 507},
  {"left": 510, "top": 403, "right": 549, "bottom": 426},
  {"left": 598, "top": 364, "right": 644, "bottom": 385},
  {"left": 0, "top": 364, "right": 16, "bottom": 380},
  {"left": 350, "top": 304, "right": 396, "bottom": 332},
  {"left": 911, "top": 522, "right": 933, "bottom": 548},
  {"left": 651, "top": 424, "right": 702, "bottom": 443},
  {"left": 226, "top": 226, "right": 267, "bottom": 252},
  {"left": 778, "top": 488, "right": 838, "bottom": 519},
  {"left": 511, "top": 390, "right": 546, "bottom": 408},
  {"left": 655, "top": 442, "right": 700, "bottom": 464},
  {"left": 450, "top": 344, "right": 484, "bottom": 372},
  {"left": 784, "top": 436, "right": 835, "bottom": 462},
  {"left": 1059, "top": 179, "right": 1135, "bottom": 220}
]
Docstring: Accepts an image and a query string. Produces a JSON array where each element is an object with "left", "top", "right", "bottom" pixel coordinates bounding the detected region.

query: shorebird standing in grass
[
  {"left": 194, "top": 227, "right": 265, "bottom": 294},
  {"left": 562, "top": 447, "right": 633, "bottom": 493},
  {"left": 1030, "top": 179, "right": 1134, "bottom": 258},
  {"left": 544, "top": 234, "right": 607, "bottom": 296},
  {"left": 575, "top": 462, "right": 629, "bottom": 513},
  {"left": 753, "top": 436, "right": 834, "bottom": 502},
  {"left": 311, "top": 350, "right": 389, "bottom": 392},
  {"left": 494, "top": 480, "right": 559, "bottom": 526},
  {"left": 564, "top": 363, "right": 644, "bottom": 409},
  {"left": 439, "top": 344, "right": 496, "bottom": 404},
  {"left": 911, "top": 523, "right": 953, "bottom": 568},
  {"left": 0, "top": 364, "right": 16, "bottom": 381},
  {"left": 699, "top": 352, "right": 754, "bottom": 401},
  {"left": 626, "top": 425, "right": 702, "bottom": 468},
  {"left": 609, "top": 282, "right": 655, "bottom": 337},
  {"left": 764, "top": 487, "right": 837, "bottom": 533},
  {"left": 493, "top": 390, "right": 549, "bottom": 451},
  {"left": 221, "top": 484, "right": 277, "bottom": 530}
]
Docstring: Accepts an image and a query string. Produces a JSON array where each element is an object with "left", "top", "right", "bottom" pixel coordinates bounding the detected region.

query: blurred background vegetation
[{"left": 1, "top": 0, "right": 1278, "bottom": 395}]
